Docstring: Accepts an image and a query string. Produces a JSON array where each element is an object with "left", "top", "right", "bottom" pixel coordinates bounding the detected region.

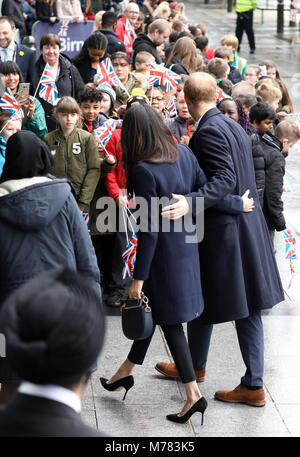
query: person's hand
[
  {"left": 104, "top": 154, "right": 116, "bottom": 165},
  {"left": 241, "top": 189, "right": 255, "bottom": 212},
  {"left": 15, "top": 90, "right": 29, "bottom": 106},
  {"left": 277, "top": 111, "right": 288, "bottom": 121},
  {"left": 23, "top": 13, "right": 28, "bottom": 20},
  {"left": 115, "top": 195, "right": 128, "bottom": 208},
  {"left": 117, "top": 105, "right": 126, "bottom": 118},
  {"left": 26, "top": 96, "right": 35, "bottom": 120},
  {"left": 161, "top": 193, "right": 190, "bottom": 220},
  {"left": 129, "top": 279, "right": 144, "bottom": 299},
  {"left": 50, "top": 17, "right": 57, "bottom": 23}
]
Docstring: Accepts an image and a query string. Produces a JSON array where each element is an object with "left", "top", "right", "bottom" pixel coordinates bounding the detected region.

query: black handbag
[{"left": 120, "top": 294, "right": 153, "bottom": 340}]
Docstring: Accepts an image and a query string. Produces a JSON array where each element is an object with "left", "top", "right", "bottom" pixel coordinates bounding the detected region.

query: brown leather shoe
[
  {"left": 214, "top": 384, "right": 266, "bottom": 407},
  {"left": 155, "top": 362, "right": 206, "bottom": 382}
]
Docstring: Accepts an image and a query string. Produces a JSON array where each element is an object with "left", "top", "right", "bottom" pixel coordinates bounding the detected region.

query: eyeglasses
[
  {"left": 127, "top": 10, "right": 139, "bottom": 14},
  {"left": 150, "top": 97, "right": 164, "bottom": 102}
]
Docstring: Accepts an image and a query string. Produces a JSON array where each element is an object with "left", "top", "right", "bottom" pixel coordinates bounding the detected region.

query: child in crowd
[
  {"left": 166, "top": 90, "right": 190, "bottom": 142},
  {"left": 244, "top": 64, "right": 261, "bottom": 84},
  {"left": 234, "top": 94, "right": 258, "bottom": 116},
  {"left": 255, "top": 83, "right": 282, "bottom": 112},
  {"left": 194, "top": 36, "right": 209, "bottom": 64},
  {"left": 259, "top": 60, "right": 294, "bottom": 114},
  {"left": 217, "top": 98, "right": 250, "bottom": 132},
  {"left": 207, "top": 57, "right": 231, "bottom": 98},
  {"left": 248, "top": 102, "right": 277, "bottom": 209},
  {"left": 146, "top": 85, "right": 167, "bottom": 121},
  {"left": 180, "top": 117, "right": 196, "bottom": 145},
  {"left": 96, "top": 83, "right": 117, "bottom": 118},
  {"left": 43, "top": 96, "right": 101, "bottom": 211},
  {"left": 220, "top": 34, "right": 247, "bottom": 78},
  {"left": 260, "top": 119, "right": 300, "bottom": 243},
  {"left": 132, "top": 51, "right": 155, "bottom": 90},
  {"left": 0, "top": 111, "right": 22, "bottom": 176},
  {"left": 77, "top": 85, "right": 107, "bottom": 133},
  {"left": 213, "top": 46, "right": 242, "bottom": 85},
  {"left": 231, "top": 80, "right": 255, "bottom": 98}
]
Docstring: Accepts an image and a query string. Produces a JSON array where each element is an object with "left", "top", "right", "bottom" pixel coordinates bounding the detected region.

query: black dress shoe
[
  {"left": 250, "top": 49, "right": 255, "bottom": 54},
  {"left": 166, "top": 397, "right": 207, "bottom": 425}
]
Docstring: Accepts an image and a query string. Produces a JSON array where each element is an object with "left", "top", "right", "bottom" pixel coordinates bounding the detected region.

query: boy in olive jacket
[{"left": 44, "top": 97, "right": 114, "bottom": 211}]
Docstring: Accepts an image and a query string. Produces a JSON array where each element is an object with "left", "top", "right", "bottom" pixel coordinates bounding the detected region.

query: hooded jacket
[
  {"left": 261, "top": 131, "right": 286, "bottom": 231},
  {"left": 247, "top": 124, "right": 265, "bottom": 206},
  {"left": 0, "top": 178, "right": 101, "bottom": 307},
  {"left": 132, "top": 33, "right": 162, "bottom": 68}
]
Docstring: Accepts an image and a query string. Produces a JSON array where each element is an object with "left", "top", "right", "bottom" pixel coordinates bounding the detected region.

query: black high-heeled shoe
[
  {"left": 99, "top": 375, "right": 134, "bottom": 401},
  {"left": 166, "top": 397, "right": 207, "bottom": 425}
]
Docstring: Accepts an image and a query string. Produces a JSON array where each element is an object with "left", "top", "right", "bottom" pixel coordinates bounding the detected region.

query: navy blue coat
[
  {"left": 188, "top": 108, "right": 284, "bottom": 324},
  {"left": 0, "top": 178, "right": 101, "bottom": 382},
  {"left": 132, "top": 144, "right": 244, "bottom": 326}
]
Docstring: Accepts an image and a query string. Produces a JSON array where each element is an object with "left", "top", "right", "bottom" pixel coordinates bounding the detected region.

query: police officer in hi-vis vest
[{"left": 235, "top": 0, "right": 257, "bottom": 54}]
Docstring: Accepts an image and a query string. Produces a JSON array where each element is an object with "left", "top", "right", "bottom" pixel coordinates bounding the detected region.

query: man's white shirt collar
[{"left": 19, "top": 381, "right": 82, "bottom": 413}]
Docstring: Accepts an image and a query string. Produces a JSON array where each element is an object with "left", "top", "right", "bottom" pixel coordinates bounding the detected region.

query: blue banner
[{"left": 32, "top": 20, "right": 95, "bottom": 60}]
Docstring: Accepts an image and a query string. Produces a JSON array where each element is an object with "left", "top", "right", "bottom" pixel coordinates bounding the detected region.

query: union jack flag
[
  {"left": 58, "top": 20, "right": 69, "bottom": 37},
  {"left": 95, "top": 57, "right": 123, "bottom": 88},
  {"left": 0, "top": 89, "right": 24, "bottom": 120},
  {"left": 123, "top": 18, "right": 136, "bottom": 49},
  {"left": 39, "top": 64, "right": 58, "bottom": 106},
  {"left": 94, "top": 119, "right": 122, "bottom": 146},
  {"left": 122, "top": 232, "right": 138, "bottom": 279},
  {"left": 283, "top": 228, "right": 298, "bottom": 288},
  {"left": 165, "top": 97, "right": 177, "bottom": 117},
  {"left": 148, "top": 64, "right": 181, "bottom": 92},
  {"left": 82, "top": 212, "right": 91, "bottom": 236},
  {"left": 216, "top": 87, "right": 228, "bottom": 102}
]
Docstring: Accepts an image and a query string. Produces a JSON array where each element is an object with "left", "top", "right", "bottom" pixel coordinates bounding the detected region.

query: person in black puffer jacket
[
  {"left": 247, "top": 123, "right": 266, "bottom": 206},
  {"left": 248, "top": 102, "right": 278, "bottom": 209}
]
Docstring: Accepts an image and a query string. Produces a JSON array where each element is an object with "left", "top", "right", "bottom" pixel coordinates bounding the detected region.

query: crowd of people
[{"left": 0, "top": 0, "right": 298, "bottom": 437}]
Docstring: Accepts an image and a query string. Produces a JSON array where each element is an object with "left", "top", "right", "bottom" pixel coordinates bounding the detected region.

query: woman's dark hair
[
  {"left": 121, "top": 104, "right": 178, "bottom": 196},
  {"left": 0, "top": 61, "right": 23, "bottom": 84},
  {"left": 249, "top": 102, "right": 277, "bottom": 124},
  {"left": 73, "top": 31, "right": 108, "bottom": 64},
  {"left": 217, "top": 97, "right": 250, "bottom": 132},
  {"left": 111, "top": 51, "right": 130, "bottom": 65},
  {"left": 40, "top": 33, "right": 61, "bottom": 51}
]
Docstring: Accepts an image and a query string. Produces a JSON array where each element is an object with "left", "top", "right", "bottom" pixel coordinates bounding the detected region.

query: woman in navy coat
[{"left": 100, "top": 103, "right": 253, "bottom": 423}]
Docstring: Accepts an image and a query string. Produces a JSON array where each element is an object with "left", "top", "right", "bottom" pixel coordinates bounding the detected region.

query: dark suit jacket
[
  {"left": 188, "top": 107, "right": 284, "bottom": 324},
  {"left": 0, "top": 393, "right": 106, "bottom": 437},
  {"left": 15, "top": 44, "right": 36, "bottom": 92}
]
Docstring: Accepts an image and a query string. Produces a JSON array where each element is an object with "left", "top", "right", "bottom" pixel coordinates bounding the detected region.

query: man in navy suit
[
  {"left": 156, "top": 72, "right": 284, "bottom": 407},
  {"left": 0, "top": 16, "right": 35, "bottom": 90}
]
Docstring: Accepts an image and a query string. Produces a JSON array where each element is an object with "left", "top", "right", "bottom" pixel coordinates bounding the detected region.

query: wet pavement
[{"left": 81, "top": 4, "right": 300, "bottom": 439}]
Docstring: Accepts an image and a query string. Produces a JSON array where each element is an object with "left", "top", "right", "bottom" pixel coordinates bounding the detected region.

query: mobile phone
[{"left": 18, "top": 83, "right": 30, "bottom": 96}]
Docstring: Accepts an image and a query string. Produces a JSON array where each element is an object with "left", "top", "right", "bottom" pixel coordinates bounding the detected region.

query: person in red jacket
[{"left": 115, "top": 2, "right": 139, "bottom": 57}]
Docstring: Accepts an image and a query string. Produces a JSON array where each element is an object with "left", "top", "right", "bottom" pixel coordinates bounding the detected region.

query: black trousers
[
  {"left": 128, "top": 323, "right": 196, "bottom": 384},
  {"left": 92, "top": 233, "right": 130, "bottom": 299},
  {"left": 236, "top": 10, "right": 255, "bottom": 50}
]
